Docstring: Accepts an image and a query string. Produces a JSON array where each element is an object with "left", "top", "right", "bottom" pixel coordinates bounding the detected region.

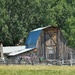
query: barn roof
[
  {"left": 25, "top": 25, "right": 57, "bottom": 48},
  {"left": 3, "top": 46, "right": 25, "bottom": 53},
  {"left": 3, "top": 45, "right": 35, "bottom": 56},
  {"left": 25, "top": 30, "right": 42, "bottom": 45},
  {"left": 9, "top": 47, "right": 35, "bottom": 56},
  {"left": 25, "top": 29, "right": 42, "bottom": 48}
]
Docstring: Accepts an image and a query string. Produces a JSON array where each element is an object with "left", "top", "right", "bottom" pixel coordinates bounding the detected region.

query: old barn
[
  {"left": 0, "top": 26, "right": 74, "bottom": 65},
  {"left": 26, "top": 26, "right": 67, "bottom": 60}
]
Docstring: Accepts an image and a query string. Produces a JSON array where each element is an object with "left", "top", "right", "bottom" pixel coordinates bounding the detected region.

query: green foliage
[{"left": 0, "top": 0, "right": 75, "bottom": 47}]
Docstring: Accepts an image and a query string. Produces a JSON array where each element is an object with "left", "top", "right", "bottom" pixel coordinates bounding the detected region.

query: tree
[{"left": 0, "top": 0, "right": 75, "bottom": 48}]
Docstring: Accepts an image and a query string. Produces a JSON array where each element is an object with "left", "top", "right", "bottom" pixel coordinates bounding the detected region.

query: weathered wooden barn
[
  {"left": 0, "top": 26, "right": 74, "bottom": 65},
  {"left": 25, "top": 26, "right": 67, "bottom": 60}
]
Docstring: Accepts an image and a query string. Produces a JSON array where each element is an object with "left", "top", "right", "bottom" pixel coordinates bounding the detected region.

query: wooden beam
[
  {"left": 46, "top": 45, "right": 56, "bottom": 47},
  {"left": 44, "top": 30, "right": 46, "bottom": 59},
  {"left": 56, "top": 28, "right": 59, "bottom": 59},
  {"left": 46, "top": 31, "right": 57, "bottom": 45}
]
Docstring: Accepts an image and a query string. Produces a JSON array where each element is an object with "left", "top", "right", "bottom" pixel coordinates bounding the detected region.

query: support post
[
  {"left": 70, "top": 52, "right": 73, "bottom": 66},
  {"left": 0, "top": 42, "right": 4, "bottom": 59},
  {"left": 56, "top": 28, "right": 59, "bottom": 60},
  {"left": 44, "top": 30, "right": 46, "bottom": 59}
]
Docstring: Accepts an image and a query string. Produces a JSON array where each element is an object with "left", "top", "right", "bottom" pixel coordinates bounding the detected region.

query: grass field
[{"left": 0, "top": 65, "right": 75, "bottom": 75}]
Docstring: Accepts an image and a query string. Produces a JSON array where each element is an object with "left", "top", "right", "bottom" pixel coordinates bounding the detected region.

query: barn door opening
[
  {"left": 49, "top": 49, "right": 54, "bottom": 59},
  {"left": 49, "top": 54, "right": 54, "bottom": 59},
  {"left": 46, "top": 47, "right": 54, "bottom": 59}
]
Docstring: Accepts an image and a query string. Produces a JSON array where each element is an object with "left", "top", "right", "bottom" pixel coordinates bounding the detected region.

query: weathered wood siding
[
  {"left": 36, "top": 27, "right": 67, "bottom": 60},
  {"left": 36, "top": 31, "right": 44, "bottom": 58}
]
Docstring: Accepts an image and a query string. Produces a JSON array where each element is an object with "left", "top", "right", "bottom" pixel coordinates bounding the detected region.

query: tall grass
[{"left": 0, "top": 65, "right": 75, "bottom": 75}]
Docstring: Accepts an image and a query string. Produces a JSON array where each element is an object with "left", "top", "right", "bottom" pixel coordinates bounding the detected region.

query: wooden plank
[
  {"left": 56, "top": 28, "right": 59, "bottom": 59},
  {"left": 44, "top": 30, "right": 46, "bottom": 59}
]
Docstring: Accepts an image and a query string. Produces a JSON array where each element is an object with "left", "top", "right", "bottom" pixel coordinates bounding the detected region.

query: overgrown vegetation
[
  {"left": 0, "top": 0, "right": 75, "bottom": 47},
  {"left": 0, "top": 65, "right": 75, "bottom": 75}
]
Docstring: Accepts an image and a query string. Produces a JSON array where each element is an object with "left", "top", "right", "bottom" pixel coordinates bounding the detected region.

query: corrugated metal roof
[
  {"left": 9, "top": 47, "right": 35, "bottom": 56},
  {"left": 3, "top": 46, "right": 25, "bottom": 53},
  {"left": 25, "top": 30, "right": 42, "bottom": 48}
]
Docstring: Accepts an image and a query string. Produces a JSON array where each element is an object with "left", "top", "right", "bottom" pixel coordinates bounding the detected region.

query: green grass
[{"left": 0, "top": 65, "right": 75, "bottom": 75}]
